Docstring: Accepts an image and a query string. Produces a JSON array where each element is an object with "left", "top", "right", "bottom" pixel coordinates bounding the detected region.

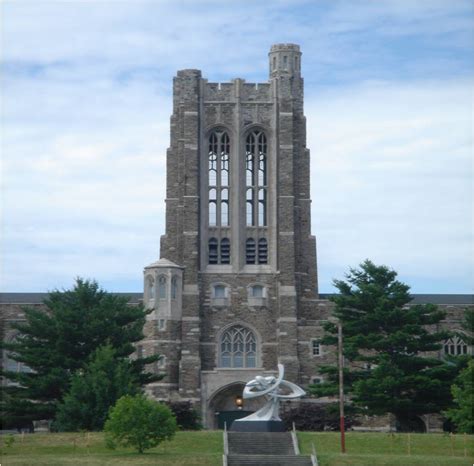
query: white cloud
[
  {"left": 308, "top": 79, "right": 473, "bottom": 292},
  {"left": 1, "top": 0, "right": 472, "bottom": 293}
]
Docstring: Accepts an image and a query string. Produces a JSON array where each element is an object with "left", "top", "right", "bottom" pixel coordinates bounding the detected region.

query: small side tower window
[
  {"left": 283, "top": 55, "right": 288, "bottom": 69},
  {"left": 258, "top": 238, "right": 268, "bottom": 264},
  {"left": 147, "top": 276, "right": 155, "bottom": 300},
  {"left": 246, "top": 238, "right": 256, "bottom": 264},
  {"left": 221, "top": 238, "right": 231, "bottom": 264},
  {"left": 171, "top": 276, "right": 178, "bottom": 300},
  {"left": 209, "top": 238, "right": 218, "bottom": 264},
  {"left": 272, "top": 56, "right": 276, "bottom": 70},
  {"left": 158, "top": 276, "right": 167, "bottom": 299}
]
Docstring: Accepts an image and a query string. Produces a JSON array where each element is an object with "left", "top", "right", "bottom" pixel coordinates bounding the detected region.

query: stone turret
[{"left": 268, "top": 43, "right": 302, "bottom": 78}]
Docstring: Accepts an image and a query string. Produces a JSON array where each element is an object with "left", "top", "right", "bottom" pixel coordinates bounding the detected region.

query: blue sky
[{"left": 1, "top": 0, "right": 473, "bottom": 293}]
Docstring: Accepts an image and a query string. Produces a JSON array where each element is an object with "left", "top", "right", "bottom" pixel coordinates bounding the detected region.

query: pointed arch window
[
  {"left": 208, "top": 129, "right": 231, "bottom": 228},
  {"left": 220, "top": 325, "right": 257, "bottom": 368},
  {"left": 245, "top": 130, "right": 267, "bottom": 228},
  {"left": 443, "top": 336, "right": 469, "bottom": 356},
  {"left": 158, "top": 276, "right": 167, "bottom": 299}
]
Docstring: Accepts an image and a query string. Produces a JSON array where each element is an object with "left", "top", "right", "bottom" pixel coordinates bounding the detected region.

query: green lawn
[{"left": 1, "top": 431, "right": 473, "bottom": 466}]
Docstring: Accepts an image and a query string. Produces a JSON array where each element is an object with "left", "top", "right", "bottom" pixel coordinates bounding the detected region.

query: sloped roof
[{"left": 144, "top": 258, "right": 183, "bottom": 269}]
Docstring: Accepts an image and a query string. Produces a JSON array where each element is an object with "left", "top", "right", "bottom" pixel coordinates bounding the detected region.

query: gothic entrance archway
[{"left": 208, "top": 382, "right": 264, "bottom": 429}]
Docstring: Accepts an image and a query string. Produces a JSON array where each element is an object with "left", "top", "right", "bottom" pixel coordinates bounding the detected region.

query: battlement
[{"left": 203, "top": 81, "right": 272, "bottom": 102}]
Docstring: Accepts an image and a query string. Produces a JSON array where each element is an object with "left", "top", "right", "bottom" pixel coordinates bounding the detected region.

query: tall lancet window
[
  {"left": 245, "top": 130, "right": 267, "bottom": 227},
  {"left": 208, "top": 129, "right": 231, "bottom": 228}
]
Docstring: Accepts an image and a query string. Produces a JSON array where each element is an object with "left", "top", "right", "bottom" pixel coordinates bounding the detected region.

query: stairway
[{"left": 224, "top": 431, "right": 315, "bottom": 466}]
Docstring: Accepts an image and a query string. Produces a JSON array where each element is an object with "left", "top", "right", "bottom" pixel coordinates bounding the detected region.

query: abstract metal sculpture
[{"left": 231, "top": 363, "right": 305, "bottom": 431}]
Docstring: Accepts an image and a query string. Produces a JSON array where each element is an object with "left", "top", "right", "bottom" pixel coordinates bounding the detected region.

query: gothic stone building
[
  {"left": 1, "top": 44, "right": 473, "bottom": 431},
  {"left": 136, "top": 44, "right": 472, "bottom": 430}
]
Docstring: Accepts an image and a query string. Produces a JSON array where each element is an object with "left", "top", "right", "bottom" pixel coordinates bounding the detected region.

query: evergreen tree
[
  {"left": 310, "top": 260, "right": 456, "bottom": 428},
  {"left": 53, "top": 345, "right": 142, "bottom": 431},
  {"left": 1, "top": 279, "right": 160, "bottom": 427}
]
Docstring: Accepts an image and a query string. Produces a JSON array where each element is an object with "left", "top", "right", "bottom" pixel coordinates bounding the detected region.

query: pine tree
[
  {"left": 1, "top": 279, "right": 161, "bottom": 427},
  {"left": 310, "top": 260, "right": 457, "bottom": 429},
  {"left": 53, "top": 345, "right": 142, "bottom": 431}
]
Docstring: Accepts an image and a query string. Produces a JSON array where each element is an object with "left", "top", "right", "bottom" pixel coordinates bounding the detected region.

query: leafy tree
[
  {"left": 53, "top": 345, "right": 142, "bottom": 431},
  {"left": 104, "top": 394, "right": 177, "bottom": 453},
  {"left": 310, "top": 260, "right": 456, "bottom": 428},
  {"left": 1, "top": 279, "right": 161, "bottom": 426},
  {"left": 444, "top": 359, "right": 474, "bottom": 433}
]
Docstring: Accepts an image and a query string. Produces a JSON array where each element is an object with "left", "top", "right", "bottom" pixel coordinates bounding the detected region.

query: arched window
[
  {"left": 208, "top": 129, "right": 231, "bottom": 227},
  {"left": 246, "top": 238, "right": 256, "bottom": 264},
  {"left": 258, "top": 238, "right": 268, "bottom": 264},
  {"left": 443, "top": 336, "right": 469, "bottom": 356},
  {"left": 147, "top": 276, "right": 155, "bottom": 300},
  {"left": 245, "top": 130, "right": 267, "bottom": 228},
  {"left": 220, "top": 325, "right": 257, "bottom": 368},
  {"left": 171, "top": 276, "right": 178, "bottom": 300},
  {"left": 221, "top": 238, "right": 230, "bottom": 264},
  {"left": 209, "top": 238, "right": 218, "bottom": 264},
  {"left": 158, "top": 276, "right": 167, "bottom": 299}
]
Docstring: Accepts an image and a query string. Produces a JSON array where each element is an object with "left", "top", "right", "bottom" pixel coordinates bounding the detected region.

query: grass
[{"left": 1, "top": 431, "right": 473, "bottom": 466}]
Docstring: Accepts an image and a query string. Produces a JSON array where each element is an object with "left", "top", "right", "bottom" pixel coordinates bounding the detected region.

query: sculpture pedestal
[{"left": 230, "top": 419, "right": 286, "bottom": 432}]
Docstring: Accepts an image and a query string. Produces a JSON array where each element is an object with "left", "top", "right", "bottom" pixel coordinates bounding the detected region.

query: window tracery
[
  {"left": 443, "top": 335, "right": 469, "bottom": 356},
  {"left": 220, "top": 325, "right": 257, "bottom": 368}
]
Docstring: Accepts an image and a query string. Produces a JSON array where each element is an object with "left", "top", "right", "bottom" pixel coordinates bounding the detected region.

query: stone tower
[{"left": 142, "top": 44, "right": 319, "bottom": 428}]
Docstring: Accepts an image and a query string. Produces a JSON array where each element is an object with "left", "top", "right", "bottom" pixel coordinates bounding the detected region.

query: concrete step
[
  {"left": 227, "top": 432, "right": 294, "bottom": 455},
  {"left": 227, "top": 454, "right": 313, "bottom": 466}
]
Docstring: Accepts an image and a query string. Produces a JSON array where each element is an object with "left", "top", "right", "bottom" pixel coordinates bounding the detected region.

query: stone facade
[
  {"left": 138, "top": 44, "right": 473, "bottom": 430},
  {"left": 1, "top": 44, "right": 473, "bottom": 432}
]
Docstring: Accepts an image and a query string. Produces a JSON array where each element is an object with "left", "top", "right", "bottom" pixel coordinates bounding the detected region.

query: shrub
[
  {"left": 166, "top": 401, "right": 202, "bottom": 430},
  {"left": 281, "top": 402, "right": 358, "bottom": 431},
  {"left": 104, "top": 394, "right": 177, "bottom": 453}
]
